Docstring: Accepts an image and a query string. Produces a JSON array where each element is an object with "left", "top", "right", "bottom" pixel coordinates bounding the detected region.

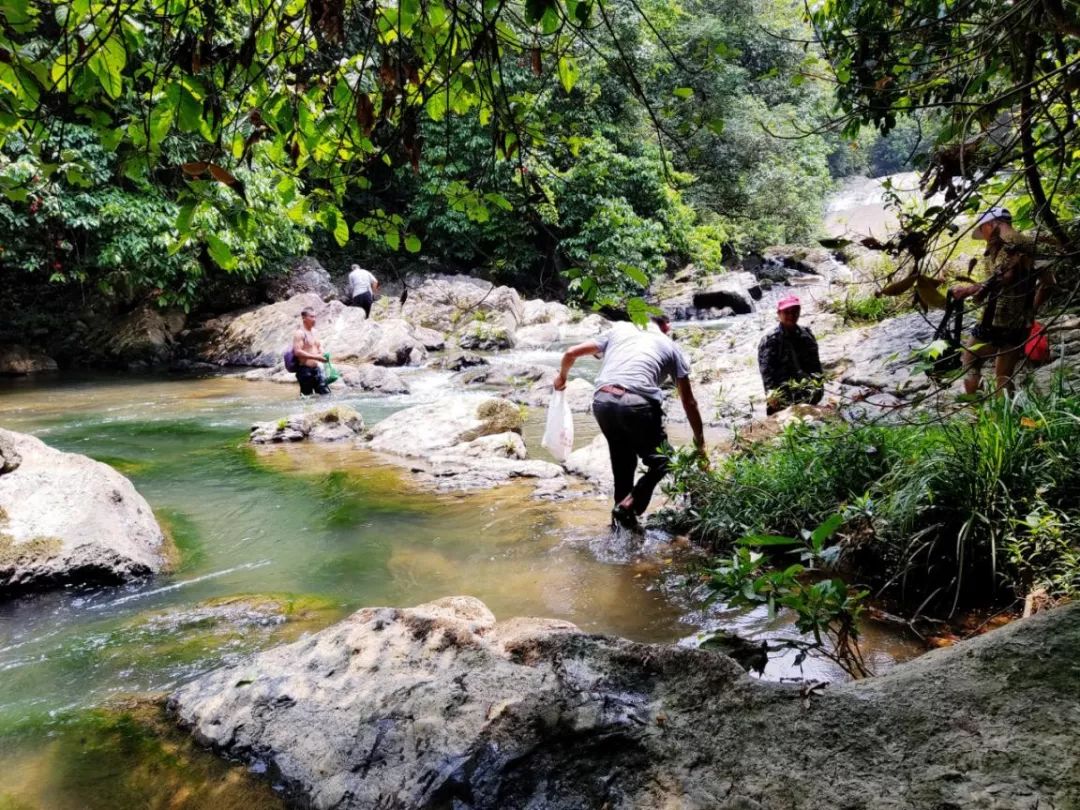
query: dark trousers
[
  {"left": 350, "top": 292, "right": 373, "bottom": 318},
  {"left": 296, "top": 366, "right": 330, "bottom": 396},
  {"left": 592, "top": 391, "right": 670, "bottom": 514}
]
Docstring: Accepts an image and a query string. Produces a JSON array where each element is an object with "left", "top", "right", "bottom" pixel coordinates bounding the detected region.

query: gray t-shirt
[{"left": 593, "top": 323, "right": 691, "bottom": 402}]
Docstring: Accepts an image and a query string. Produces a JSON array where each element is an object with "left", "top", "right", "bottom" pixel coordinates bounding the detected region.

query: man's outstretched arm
[
  {"left": 554, "top": 340, "right": 602, "bottom": 390},
  {"left": 676, "top": 377, "right": 706, "bottom": 452}
]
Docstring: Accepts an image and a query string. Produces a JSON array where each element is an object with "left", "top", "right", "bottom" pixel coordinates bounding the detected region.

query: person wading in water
[
  {"left": 292, "top": 307, "right": 330, "bottom": 396},
  {"left": 555, "top": 314, "right": 706, "bottom": 531}
]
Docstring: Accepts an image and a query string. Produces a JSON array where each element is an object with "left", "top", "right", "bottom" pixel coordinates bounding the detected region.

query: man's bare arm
[
  {"left": 553, "top": 341, "right": 602, "bottom": 390},
  {"left": 677, "top": 377, "right": 706, "bottom": 451}
]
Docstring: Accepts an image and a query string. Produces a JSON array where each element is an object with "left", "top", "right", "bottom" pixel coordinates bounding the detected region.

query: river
[{"left": 0, "top": 339, "right": 920, "bottom": 807}]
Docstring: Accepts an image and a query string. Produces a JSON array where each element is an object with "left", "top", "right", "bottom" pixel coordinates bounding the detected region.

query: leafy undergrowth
[{"left": 661, "top": 383, "right": 1080, "bottom": 675}]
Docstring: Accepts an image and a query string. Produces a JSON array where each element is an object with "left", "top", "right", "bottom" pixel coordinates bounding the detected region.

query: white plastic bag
[{"left": 541, "top": 389, "right": 574, "bottom": 462}]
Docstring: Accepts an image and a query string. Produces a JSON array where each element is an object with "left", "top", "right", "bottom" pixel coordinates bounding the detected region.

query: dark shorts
[
  {"left": 296, "top": 366, "right": 330, "bottom": 396},
  {"left": 971, "top": 324, "right": 1029, "bottom": 349},
  {"left": 350, "top": 291, "right": 373, "bottom": 317}
]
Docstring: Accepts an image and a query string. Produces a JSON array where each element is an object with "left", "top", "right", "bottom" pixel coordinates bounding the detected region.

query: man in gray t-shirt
[{"left": 554, "top": 316, "right": 706, "bottom": 531}]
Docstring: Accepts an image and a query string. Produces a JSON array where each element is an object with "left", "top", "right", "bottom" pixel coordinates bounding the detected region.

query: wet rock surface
[
  {"left": 193, "top": 294, "right": 431, "bottom": 368},
  {"left": 263, "top": 256, "right": 338, "bottom": 303},
  {"left": 0, "top": 344, "right": 58, "bottom": 375},
  {"left": 250, "top": 406, "right": 365, "bottom": 444},
  {"left": 0, "top": 428, "right": 173, "bottom": 595},
  {"left": 365, "top": 395, "right": 522, "bottom": 457},
  {"left": 170, "top": 597, "right": 1080, "bottom": 810}
]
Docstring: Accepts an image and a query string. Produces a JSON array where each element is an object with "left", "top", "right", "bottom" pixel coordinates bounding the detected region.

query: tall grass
[{"left": 666, "top": 384, "right": 1080, "bottom": 617}]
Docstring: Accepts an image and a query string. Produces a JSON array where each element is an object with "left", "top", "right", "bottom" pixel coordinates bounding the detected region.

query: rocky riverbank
[{"left": 169, "top": 595, "right": 1080, "bottom": 809}]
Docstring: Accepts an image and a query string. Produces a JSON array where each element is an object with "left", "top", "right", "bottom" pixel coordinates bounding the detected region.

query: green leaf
[
  {"left": 484, "top": 192, "right": 513, "bottom": 211},
  {"left": 205, "top": 234, "right": 237, "bottom": 270},
  {"left": 176, "top": 203, "right": 196, "bottom": 235},
  {"left": 673, "top": 87, "right": 693, "bottom": 99},
  {"left": 88, "top": 36, "right": 127, "bottom": 99},
  {"left": 557, "top": 56, "right": 579, "bottom": 94},
  {"left": 810, "top": 514, "right": 844, "bottom": 550},
  {"left": 405, "top": 234, "right": 421, "bottom": 253},
  {"left": 621, "top": 265, "right": 649, "bottom": 287},
  {"left": 738, "top": 535, "right": 802, "bottom": 547}
]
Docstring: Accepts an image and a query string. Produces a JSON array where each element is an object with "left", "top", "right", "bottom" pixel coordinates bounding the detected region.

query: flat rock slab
[
  {"left": 170, "top": 598, "right": 1080, "bottom": 809},
  {"left": 0, "top": 429, "right": 172, "bottom": 595}
]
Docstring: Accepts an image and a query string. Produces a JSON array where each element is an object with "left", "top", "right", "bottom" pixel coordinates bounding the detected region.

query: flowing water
[{"left": 0, "top": 355, "right": 921, "bottom": 806}]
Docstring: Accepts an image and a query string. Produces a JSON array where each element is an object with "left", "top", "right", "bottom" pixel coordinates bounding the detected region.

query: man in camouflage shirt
[
  {"left": 758, "top": 295, "right": 824, "bottom": 415},
  {"left": 951, "top": 207, "right": 1055, "bottom": 394}
]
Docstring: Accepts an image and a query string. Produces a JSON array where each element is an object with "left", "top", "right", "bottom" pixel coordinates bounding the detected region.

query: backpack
[
  {"left": 283, "top": 347, "right": 298, "bottom": 373},
  {"left": 1025, "top": 322, "right": 1051, "bottom": 365},
  {"left": 930, "top": 291, "right": 964, "bottom": 377}
]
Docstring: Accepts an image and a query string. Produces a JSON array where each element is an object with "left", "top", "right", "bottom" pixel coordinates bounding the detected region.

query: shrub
[{"left": 668, "top": 384, "right": 1080, "bottom": 618}]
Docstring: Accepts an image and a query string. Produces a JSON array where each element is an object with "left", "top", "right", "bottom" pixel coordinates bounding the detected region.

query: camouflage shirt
[
  {"left": 757, "top": 324, "right": 823, "bottom": 397},
  {"left": 980, "top": 230, "right": 1039, "bottom": 330}
]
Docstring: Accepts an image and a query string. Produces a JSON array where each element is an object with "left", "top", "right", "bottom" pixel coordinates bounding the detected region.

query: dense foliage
[
  {"left": 665, "top": 384, "right": 1080, "bottom": 618},
  {"left": 0, "top": 0, "right": 847, "bottom": 310},
  {"left": 813, "top": 0, "right": 1080, "bottom": 281}
]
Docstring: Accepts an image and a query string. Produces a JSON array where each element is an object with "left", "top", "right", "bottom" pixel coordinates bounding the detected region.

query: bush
[{"left": 667, "top": 385, "right": 1080, "bottom": 617}]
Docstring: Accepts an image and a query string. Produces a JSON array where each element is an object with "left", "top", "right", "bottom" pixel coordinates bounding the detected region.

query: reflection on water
[{"left": 0, "top": 370, "right": 922, "bottom": 807}]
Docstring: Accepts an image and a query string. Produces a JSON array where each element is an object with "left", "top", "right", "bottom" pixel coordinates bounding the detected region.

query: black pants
[
  {"left": 296, "top": 366, "right": 330, "bottom": 396},
  {"left": 592, "top": 391, "right": 669, "bottom": 514},
  {"left": 350, "top": 292, "right": 373, "bottom": 318}
]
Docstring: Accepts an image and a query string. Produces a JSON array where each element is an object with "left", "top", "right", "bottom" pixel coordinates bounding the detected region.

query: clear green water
[
  {"left": 0, "top": 369, "right": 919, "bottom": 807},
  {"left": 0, "top": 371, "right": 688, "bottom": 729}
]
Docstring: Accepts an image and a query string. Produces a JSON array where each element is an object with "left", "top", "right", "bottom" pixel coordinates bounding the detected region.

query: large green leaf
[{"left": 205, "top": 234, "right": 238, "bottom": 270}]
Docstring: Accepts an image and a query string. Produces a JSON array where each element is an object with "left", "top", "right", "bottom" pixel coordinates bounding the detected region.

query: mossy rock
[
  {"left": 461, "top": 399, "right": 524, "bottom": 442},
  {"left": 0, "top": 701, "right": 285, "bottom": 810},
  {"left": 73, "top": 594, "right": 345, "bottom": 672}
]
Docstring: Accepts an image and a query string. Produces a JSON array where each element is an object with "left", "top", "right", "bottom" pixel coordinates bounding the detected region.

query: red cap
[{"left": 777, "top": 295, "right": 801, "bottom": 312}]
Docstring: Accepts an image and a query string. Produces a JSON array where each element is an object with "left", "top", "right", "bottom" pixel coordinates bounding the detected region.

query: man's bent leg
[
  {"left": 962, "top": 340, "right": 994, "bottom": 395},
  {"left": 628, "top": 403, "right": 669, "bottom": 514},
  {"left": 593, "top": 394, "right": 639, "bottom": 505},
  {"left": 296, "top": 368, "right": 315, "bottom": 395},
  {"left": 994, "top": 344, "right": 1024, "bottom": 394}
]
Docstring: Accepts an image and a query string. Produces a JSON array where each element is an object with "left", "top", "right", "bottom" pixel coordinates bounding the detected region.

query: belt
[{"left": 597, "top": 384, "right": 628, "bottom": 395}]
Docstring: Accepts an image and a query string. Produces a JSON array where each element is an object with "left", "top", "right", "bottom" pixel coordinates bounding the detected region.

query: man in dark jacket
[{"left": 757, "top": 295, "right": 824, "bottom": 415}]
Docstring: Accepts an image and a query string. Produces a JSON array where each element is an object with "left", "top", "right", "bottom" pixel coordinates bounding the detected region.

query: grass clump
[{"left": 666, "top": 383, "right": 1080, "bottom": 618}]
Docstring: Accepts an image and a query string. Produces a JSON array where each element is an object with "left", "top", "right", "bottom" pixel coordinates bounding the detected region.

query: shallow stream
[{"left": 0, "top": 352, "right": 920, "bottom": 807}]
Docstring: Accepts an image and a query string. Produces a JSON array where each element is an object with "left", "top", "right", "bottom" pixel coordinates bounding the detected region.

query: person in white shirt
[{"left": 345, "top": 264, "right": 379, "bottom": 318}]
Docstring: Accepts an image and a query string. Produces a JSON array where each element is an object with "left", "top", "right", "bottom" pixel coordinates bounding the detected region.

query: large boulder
[
  {"left": 195, "top": 294, "right": 425, "bottom": 367},
  {"left": 458, "top": 320, "right": 515, "bottom": 351},
  {"left": 100, "top": 305, "right": 187, "bottom": 368},
  {"left": 452, "top": 363, "right": 550, "bottom": 389},
  {"left": 397, "top": 275, "right": 524, "bottom": 334},
  {"left": 563, "top": 433, "right": 613, "bottom": 489},
  {"left": 250, "top": 406, "right": 365, "bottom": 444},
  {"left": 366, "top": 396, "right": 523, "bottom": 457},
  {"left": 513, "top": 376, "right": 594, "bottom": 413},
  {"left": 521, "top": 299, "right": 574, "bottom": 326},
  {"left": 0, "top": 429, "right": 173, "bottom": 594},
  {"left": 691, "top": 271, "right": 762, "bottom": 315},
  {"left": 422, "top": 433, "right": 566, "bottom": 491},
  {"left": 170, "top": 598, "right": 1080, "bottom": 810},
  {"left": 263, "top": 256, "right": 339, "bottom": 303},
  {"left": 0, "top": 344, "right": 57, "bottom": 375}
]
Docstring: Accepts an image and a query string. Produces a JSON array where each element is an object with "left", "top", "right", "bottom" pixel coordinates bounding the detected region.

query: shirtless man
[{"left": 293, "top": 307, "right": 330, "bottom": 396}]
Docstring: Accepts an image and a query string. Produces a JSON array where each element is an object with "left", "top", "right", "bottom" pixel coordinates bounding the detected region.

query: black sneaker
[{"left": 611, "top": 504, "right": 641, "bottom": 531}]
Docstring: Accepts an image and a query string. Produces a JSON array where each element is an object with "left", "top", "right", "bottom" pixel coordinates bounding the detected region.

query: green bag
[{"left": 323, "top": 353, "right": 340, "bottom": 385}]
